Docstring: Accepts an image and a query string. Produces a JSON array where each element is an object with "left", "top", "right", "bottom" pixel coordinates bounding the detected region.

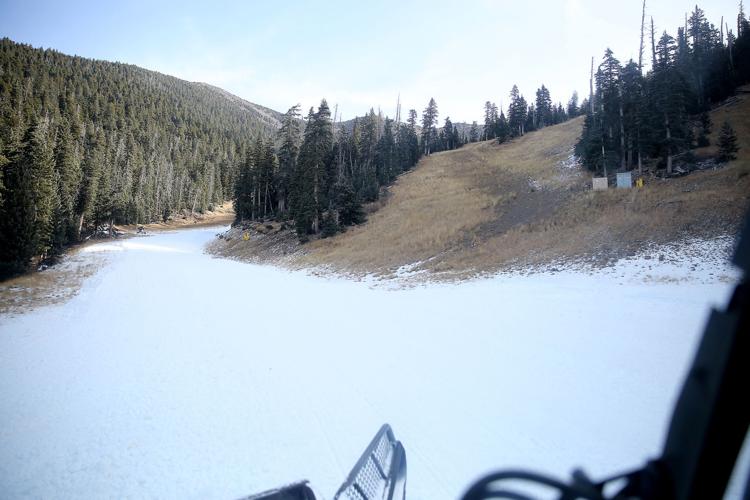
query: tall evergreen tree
[
  {"left": 469, "top": 121, "right": 479, "bottom": 142},
  {"left": 0, "top": 116, "right": 56, "bottom": 275},
  {"left": 276, "top": 104, "right": 301, "bottom": 216},
  {"left": 233, "top": 142, "right": 255, "bottom": 222},
  {"left": 508, "top": 85, "right": 527, "bottom": 137},
  {"left": 292, "top": 101, "right": 333, "bottom": 239},
  {"left": 51, "top": 116, "right": 82, "bottom": 250},
  {"left": 567, "top": 91, "right": 579, "bottom": 117},
  {"left": 421, "top": 98, "right": 438, "bottom": 155},
  {"left": 717, "top": 121, "right": 739, "bottom": 161},
  {"left": 535, "top": 85, "right": 553, "bottom": 128},
  {"left": 483, "top": 101, "right": 497, "bottom": 140},
  {"left": 442, "top": 116, "right": 454, "bottom": 150}
]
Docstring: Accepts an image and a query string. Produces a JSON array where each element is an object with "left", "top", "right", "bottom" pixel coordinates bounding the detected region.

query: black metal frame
[{"left": 333, "top": 423, "right": 407, "bottom": 500}]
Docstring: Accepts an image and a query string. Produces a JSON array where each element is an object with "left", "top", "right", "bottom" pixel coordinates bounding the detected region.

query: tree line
[
  {"left": 4, "top": 2, "right": 748, "bottom": 274},
  {"left": 235, "top": 97, "right": 464, "bottom": 241},
  {"left": 233, "top": 82, "right": 583, "bottom": 243},
  {"left": 471, "top": 84, "right": 579, "bottom": 145},
  {"left": 576, "top": 4, "right": 750, "bottom": 176},
  {"left": 0, "top": 38, "right": 277, "bottom": 278}
]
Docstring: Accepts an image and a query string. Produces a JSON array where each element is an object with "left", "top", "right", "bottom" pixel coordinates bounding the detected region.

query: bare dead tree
[
  {"left": 619, "top": 84, "right": 626, "bottom": 171},
  {"left": 651, "top": 17, "right": 657, "bottom": 68},
  {"left": 589, "top": 56, "right": 595, "bottom": 115},
  {"left": 395, "top": 93, "right": 401, "bottom": 127},
  {"left": 332, "top": 103, "right": 338, "bottom": 138},
  {"left": 639, "top": 0, "right": 646, "bottom": 73}
]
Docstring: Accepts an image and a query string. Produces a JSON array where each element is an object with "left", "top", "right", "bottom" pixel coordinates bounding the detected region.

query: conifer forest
[{"left": 1, "top": 3, "right": 749, "bottom": 277}]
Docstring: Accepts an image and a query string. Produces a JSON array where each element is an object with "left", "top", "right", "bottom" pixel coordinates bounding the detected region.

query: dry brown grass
[
  {"left": 213, "top": 91, "right": 750, "bottom": 279},
  {"left": 0, "top": 246, "right": 105, "bottom": 316},
  {"left": 296, "top": 117, "right": 587, "bottom": 276}
]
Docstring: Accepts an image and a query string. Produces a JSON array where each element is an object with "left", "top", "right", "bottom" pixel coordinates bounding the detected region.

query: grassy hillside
[{"left": 215, "top": 92, "right": 750, "bottom": 279}]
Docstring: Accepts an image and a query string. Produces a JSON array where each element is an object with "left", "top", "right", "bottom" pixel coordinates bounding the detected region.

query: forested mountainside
[
  {"left": 0, "top": 38, "right": 281, "bottom": 277},
  {"left": 235, "top": 90, "right": 579, "bottom": 245},
  {"left": 577, "top": 5, "right": 750, "bottom": 176},
  {"left": 217, "top": 3, "right": 750, "bottom": 277}
]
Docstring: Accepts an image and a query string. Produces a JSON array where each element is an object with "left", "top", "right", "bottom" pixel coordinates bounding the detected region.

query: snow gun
[{"left": 243, "top": 214, "right": 749, "bottom": 500}]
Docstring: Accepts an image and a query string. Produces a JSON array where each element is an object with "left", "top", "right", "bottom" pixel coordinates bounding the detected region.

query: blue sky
[{"left": 0, "top": 0, "right": 742, "bottom": 123}]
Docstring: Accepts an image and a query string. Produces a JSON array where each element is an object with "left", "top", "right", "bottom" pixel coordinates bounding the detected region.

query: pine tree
[
  {"left": 483, "top": 101, "right": 496, "bottom": 140},
  {"left": 292, "top": 101, "right": 333, "bottom": 239},
  {"left": 291, "top": 108, "right": 317, "bottom": 240},
  {"left": 333, "top": 180, "right": 364, "bottom": 227},
  {"left": 359, "top": 110, "right": 379, "bottom": 201},
  {"left": 697, "top": 112, "right": 712, "bottom": 147},
  {"left": 567, "top": 91, "right": 579, "bottom": 117},
  {"left": 717, "top": 121, "right": 739, "bottom": 161},
  {"left": 620, "top": 60, "right": 646, "bottom": 172},
  {"left": 375, "top": 117, "right": 396, "bottom": 184},
  {"left": 687, "top": 5, "right": 712, "bottom": 105},
  {"left": 28, "top": 117, "right": 56, "bottom": 258},
  {"left": 535, "top": 85, "right": 553, "bottom": 128},
  {"left": 258, "top": 140, "right": 276, "bottom": 219},
  {"left": 320, "top": 210, "right": 339, "bottom": 238},
  {"left": 406, "top": 109, "right": 420, "bottom": 166},
  {"left": 51, "top": 116, "right": 82, "bottom": 250},
  {"left": 443, "top": 116, "right": 454, "bottom": 150},
  {"left": 0, "top": 130, "right": 31, "bottom": 276},
  {"left": 469, "top": 121, "right": 479, "bottom": 142},
  {"left": 0, "top": 116, "right": 56, "bottom": 275},
  {"left": 233, "top": 144, "right": 254, "bottom": 222},
  {"left": 276, "top": 104, "right": 301, "bottom": 216},
  {"left": 508, "top": 85, "right": 527, "bottom": 137},
  {"left": 651, "top": 32, "right": 690, "bottom": 174},
  {"left": 421, "top": 98, "right": 438, "bottom": 155}
]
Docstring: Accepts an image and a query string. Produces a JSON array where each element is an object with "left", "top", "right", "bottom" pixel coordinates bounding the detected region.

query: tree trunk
[
  {"left": 191, "top": 190, "right": 198, "bottom": 215},
  {"left": 619, "top": 86, "right": 626, "bottom": 171},
  {"left": 638, "top": 148, "right": 643, "bottom": 176},
  {"left": 277, "top": 184, "right": 285, "bottom": 215},
  {"left": 728, "top": 22, "right": 734, "bottom": 69},
  {"left": 589, "top": 57, "right": 595, "bottom": 115},
  {"left": 639, "top": 0, "right": 646, "bottom": 72},
  {"left": 627, "top": 138, "right": 633, "bottom": 169},
  {"left": 264, "top": 182, "right": 270, "bottom": 218},
  {"left": 77, "top": 213, "right": 84, "bottom": 240},
  {"left": 665, "top": 112, "right": 673, "bottom": 175},
  {"left": 312, "top": 167, "right": 319, "bottom": 233},
  {"left": 651, "top": 17, "right": 657, "bottom": 67},
  {"left": 251, "top": 186, "right": 255, "bottom": 220}
]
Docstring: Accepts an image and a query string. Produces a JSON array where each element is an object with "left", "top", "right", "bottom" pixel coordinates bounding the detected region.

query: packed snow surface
[{"left": 0, "top": 227, "right": 739, "bottom": 499}]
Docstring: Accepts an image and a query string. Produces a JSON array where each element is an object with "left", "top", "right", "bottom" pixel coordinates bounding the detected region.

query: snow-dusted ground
[{"left": 0, "top": 227, "right": 741, "bottom": 499}]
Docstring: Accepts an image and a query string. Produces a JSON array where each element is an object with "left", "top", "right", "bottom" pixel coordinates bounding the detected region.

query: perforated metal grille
[{"left": 338, "top": 427, "right": 397, "bottom": 500}]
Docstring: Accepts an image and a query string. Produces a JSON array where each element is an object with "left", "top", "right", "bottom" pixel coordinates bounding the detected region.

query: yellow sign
[
  {"left": 636, "top": 177, "right": 644, "bottom": 188},
  {"left": 243, "top": 232, "right": 250, "bottom": 241}
]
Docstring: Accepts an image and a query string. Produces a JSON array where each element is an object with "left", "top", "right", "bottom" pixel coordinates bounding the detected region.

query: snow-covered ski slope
[{"left": 0, "top": 227, "right": 738, "bottom": 499}]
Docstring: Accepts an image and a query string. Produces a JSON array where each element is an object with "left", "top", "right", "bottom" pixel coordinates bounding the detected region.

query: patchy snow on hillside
[{"left": 0, "top": 227, "right": 739, "bottom": 499}]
